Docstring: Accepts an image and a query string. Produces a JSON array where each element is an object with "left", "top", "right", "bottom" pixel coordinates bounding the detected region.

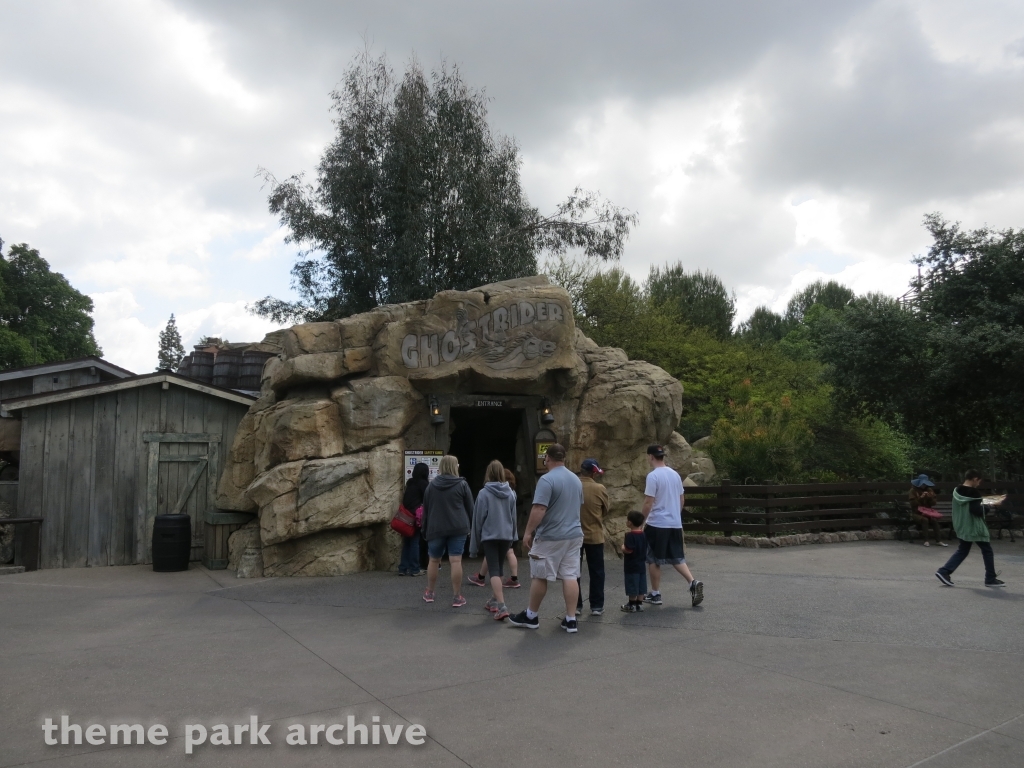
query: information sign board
[{"left": 404, "top": 450, "right": 443, "bottom": 481}]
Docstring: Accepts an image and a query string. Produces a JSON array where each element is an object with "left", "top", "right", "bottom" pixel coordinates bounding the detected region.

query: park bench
[
  {"left": 683, "top": 480, "right": 1024, "bottom": 542},
  {"left": 870, "top": 499, "right": 1021, "bottom": 543}
]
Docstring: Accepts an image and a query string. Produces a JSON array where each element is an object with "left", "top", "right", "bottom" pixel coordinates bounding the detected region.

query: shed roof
[
  {"left": 0, "top": 356, "right": 135, "bottom": 383},
  {"left": 3, "top": 371, "right": 258, "bottom": 411}
]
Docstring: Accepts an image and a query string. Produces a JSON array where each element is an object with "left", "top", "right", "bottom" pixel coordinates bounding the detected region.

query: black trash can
[{"left": 152, "top": 514, "right": 191, "bottom": 572}]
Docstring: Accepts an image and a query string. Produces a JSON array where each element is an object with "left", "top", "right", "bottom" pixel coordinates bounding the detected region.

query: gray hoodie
[
  {"left": 470, "top": 481, "right": 518, "bottom": 556},
  {"left": 421, "top": 474, "right": 474, "bottom": 541}
]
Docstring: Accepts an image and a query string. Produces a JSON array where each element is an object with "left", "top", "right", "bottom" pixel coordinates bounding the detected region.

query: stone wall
[{"left": 219, "top": 277, "right": 716, "bottom": 576}]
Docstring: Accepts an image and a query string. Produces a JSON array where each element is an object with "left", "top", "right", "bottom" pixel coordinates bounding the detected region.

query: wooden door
[{"left": 140, "top": 432, "right": 220, "bottom": 564}]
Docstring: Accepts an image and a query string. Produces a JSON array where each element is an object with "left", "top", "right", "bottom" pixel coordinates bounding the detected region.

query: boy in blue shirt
[{"left": 620, "top": 511, "right": 647, "bottom": 612}]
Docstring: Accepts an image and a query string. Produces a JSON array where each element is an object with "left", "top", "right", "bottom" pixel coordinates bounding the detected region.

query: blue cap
[
  {"left": 581, "top": 458, "right": 604, "bottom": 475},
  {"left": 911, "top": 474, "right": 935, "bottom": 488}
]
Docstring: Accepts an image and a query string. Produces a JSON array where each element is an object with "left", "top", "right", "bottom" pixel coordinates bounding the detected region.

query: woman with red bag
[
  {"left": 398, "top": 463, "right": 430, "bottom": 576},
  {"left": 910, "top": 474, "right": 947, "bottom": 547}
]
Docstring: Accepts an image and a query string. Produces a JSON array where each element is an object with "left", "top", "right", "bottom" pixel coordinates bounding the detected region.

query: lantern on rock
[{"left": 430, "top": 397, "right": 445, "bottom": 425}]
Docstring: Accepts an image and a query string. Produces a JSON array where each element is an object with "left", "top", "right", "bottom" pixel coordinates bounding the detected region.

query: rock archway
[{"left": 217, "top": 277, "right": 715, "bottom": 576}]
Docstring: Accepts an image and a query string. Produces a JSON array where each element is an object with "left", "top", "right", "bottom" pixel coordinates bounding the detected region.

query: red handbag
[{"left": 390, "top": 504, "right": 417, "bottom": 537}]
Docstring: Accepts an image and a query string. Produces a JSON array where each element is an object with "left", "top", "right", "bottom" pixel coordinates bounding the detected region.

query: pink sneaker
[
  {"left": 452, "top": 595, "right": 467, "bottom": 608},
  {"left": 468, "top": 573, "right": 487, "bottom": 587},
  {"left": 502, "top": 578, "right": 521, "bottom": 589},
  {"left": 494, "top": 604, "right": 510, "bottom": 621},
  {"left": 422, "top": 590, "right": 435, "bottom": 603}
]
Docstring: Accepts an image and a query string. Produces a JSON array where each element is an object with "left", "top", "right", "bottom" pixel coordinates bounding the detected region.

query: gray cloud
[
  {"left": 741, "top": 6, "right": 1024, "bottom": 201},
  {"left": 1, "top": 0, "right": 1022, "bottom": 370}
]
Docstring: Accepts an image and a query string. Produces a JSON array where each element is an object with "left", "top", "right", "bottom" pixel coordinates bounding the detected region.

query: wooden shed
[
  {"left": 0, "top": 356, "right": 134, "bottom": 456},
  {"left": 4, "top": 372, "right": 256, "bottom": 570}
]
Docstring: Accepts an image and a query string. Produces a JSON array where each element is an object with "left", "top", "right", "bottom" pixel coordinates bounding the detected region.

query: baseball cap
[
  {"left": 647, "top": 444, "right": 666, "bottom": 458},
  {"left": 581, "top": 458, "right": 604, "bottom": 475}
]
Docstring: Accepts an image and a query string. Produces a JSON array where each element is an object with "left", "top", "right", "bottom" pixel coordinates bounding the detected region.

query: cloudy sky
[{"left": 2, "top": 0, "right": 1024, "bottom": 373}]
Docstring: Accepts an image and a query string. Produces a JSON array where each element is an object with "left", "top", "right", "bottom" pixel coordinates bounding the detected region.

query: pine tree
[{"left": 157, "top": 314, "right": 186, "bottom": 371}]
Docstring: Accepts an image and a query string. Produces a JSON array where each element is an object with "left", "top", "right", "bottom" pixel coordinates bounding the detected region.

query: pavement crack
[{"left": 901, "top": 713, "right": 1023, "bottom": 767}]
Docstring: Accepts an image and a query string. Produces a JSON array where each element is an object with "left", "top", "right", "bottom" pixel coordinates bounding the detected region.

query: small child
[{"left": 620, "top": 511, "right": 647, "bottom": 612}]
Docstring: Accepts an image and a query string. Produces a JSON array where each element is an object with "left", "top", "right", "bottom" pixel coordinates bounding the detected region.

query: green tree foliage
[
  {"left": 562, "top": 261, "right": 910, "bottom": 482},
  {"left": 784, "top": 280, "right": 855, "bottom": 324},
  {"left": 814, "top": 293, "right": 925, "bottom": 426},
  {"left": 818, "top": 215, "right": 1024, "bottom": 456},
  {"left": 255, "top": 51, "right": 636, "bottom": 323},
  {"left": 645, "top": 263, "right": 735, "bottom": 338},
  {"left": 0, "top": 239, "right": 101, "bottom": 370},
  {"left": 914, "top": 214, "right": 1024, "bottom": 449},
  {"left": 737, "top": 306, "right": 785, "bottom": 345},
  {"left": 737, "top": 281, "right": 853, "bottom": 350},
  {"left": 542, "top": 254, "right": 599, "bottom": 318},
  {"left": 157, "top": 314, "right": 185, "bottom": 371},
  {"left": 710, "top": 386, "right": 811, "bottom": 483},
  {"left": 576, "top": 267, "right": 649, "bottom": 348}
]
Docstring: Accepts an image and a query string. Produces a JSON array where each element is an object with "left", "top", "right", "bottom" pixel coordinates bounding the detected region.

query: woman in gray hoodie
[
  {"left": 470, "top": 460, "right": 519, "bottom": 621},
  {"left": 421, "top": 455, "right": 474, "bottom": 607}
]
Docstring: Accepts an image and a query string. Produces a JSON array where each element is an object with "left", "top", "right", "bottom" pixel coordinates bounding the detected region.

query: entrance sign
[
  {"left": 404, "top": 450, "right": 443, "bottom": 481},
  {"left": 399, "top": 299, "right": 567, "bottom": 371},
  {"left": 475, "top": 400, "right": 505, "bottom": 407},
  {"left": 376, "top": 284, "right": 578, "bottom": 384}
]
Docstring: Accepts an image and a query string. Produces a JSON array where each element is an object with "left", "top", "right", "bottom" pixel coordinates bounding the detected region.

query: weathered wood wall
[
  {"left": 17, "top": 384, "right": 249, "bottom": 568},
  {"left": 30, "top": 368, "right": 102, "bottom": 394}
]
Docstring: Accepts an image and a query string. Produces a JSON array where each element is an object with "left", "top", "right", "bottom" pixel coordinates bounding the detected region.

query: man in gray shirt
[{"left": 509, "top": 443, "right": 585, "bottom": 633}]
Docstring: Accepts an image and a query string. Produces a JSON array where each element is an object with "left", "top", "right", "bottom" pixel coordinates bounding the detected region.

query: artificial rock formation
[{"left": 220, "top": 276, "right": 715, "bottom": 576}]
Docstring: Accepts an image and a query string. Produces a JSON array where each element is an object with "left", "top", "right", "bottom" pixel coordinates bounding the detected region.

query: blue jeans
[
  {"left": 399, "top": 531, "right": 421, "bottom": 574},
  {"left": 940, "top": 539, "right": 997, "bottom": 582},
  {"left": 576, "top": 543, "right": 605, "bottom": 611},
  {"left": 427, "top": 534, "right": 467, "bottom": 560}
]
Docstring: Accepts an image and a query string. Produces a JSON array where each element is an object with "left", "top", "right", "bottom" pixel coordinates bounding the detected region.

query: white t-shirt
[{"left": 644, "top": 465, "right": 684, "bottom": 529}]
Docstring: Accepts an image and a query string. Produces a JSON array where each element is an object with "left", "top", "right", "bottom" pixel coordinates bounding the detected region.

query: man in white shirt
[{"left": 641, "top": 444, "right": 704, "bottom": 607}]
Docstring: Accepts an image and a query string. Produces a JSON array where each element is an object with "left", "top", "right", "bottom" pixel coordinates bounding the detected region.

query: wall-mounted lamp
[
  {"left": 429, "top": 397, "right": 445, "bottom": 425},
  {"left": 540, "top": 399, "right": 555, "bottom": 425}
]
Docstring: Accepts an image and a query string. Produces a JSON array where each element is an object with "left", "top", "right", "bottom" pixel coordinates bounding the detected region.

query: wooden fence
[{"left": 683, "top": 480, "right": 1024, "bottom": 537}]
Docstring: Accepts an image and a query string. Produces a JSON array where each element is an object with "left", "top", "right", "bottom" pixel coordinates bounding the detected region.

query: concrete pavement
[{"left": 1, "top": 539, "right": 1022, "bottom": 767}]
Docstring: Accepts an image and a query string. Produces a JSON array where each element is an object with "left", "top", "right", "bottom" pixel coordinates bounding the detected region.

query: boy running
[{"left": 935, "top": 470, "right": 1006, "bottom": 588}]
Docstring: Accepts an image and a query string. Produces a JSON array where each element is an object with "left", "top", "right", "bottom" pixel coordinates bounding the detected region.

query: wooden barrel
[
  {"left": 190, "top": 351, "right": 214, "bottom": 382},
  {"left": 239, "top": 351, "right": 273, "bottom": 390},
  {"left": 176, "top": 354, "right": 191, "bottom": 377},
  {"left": 152, "top": 514, "right": 191, "bottom": 572},
  {"left": 212, "top": 350, "right": 241, "bottom": 388}
]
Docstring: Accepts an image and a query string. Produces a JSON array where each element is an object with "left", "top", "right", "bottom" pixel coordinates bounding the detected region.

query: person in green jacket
[{"left": 935, "top": 470, "right": 1005, "bottom": 588}]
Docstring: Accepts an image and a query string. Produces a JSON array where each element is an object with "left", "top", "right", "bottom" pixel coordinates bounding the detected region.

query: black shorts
[{"left": 644, "top": 525, "right": 685, "bottom": 565}]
